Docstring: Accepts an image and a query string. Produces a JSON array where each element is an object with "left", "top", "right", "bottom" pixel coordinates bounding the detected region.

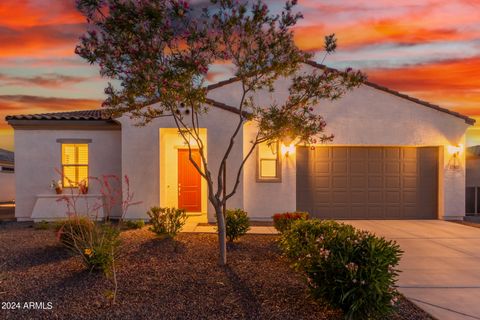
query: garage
[{"left": 296, "top": 146, "right": 439, "bottom": 219}]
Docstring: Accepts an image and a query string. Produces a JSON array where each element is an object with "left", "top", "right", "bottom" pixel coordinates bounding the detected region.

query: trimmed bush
[
  {"left": 225, "top": 208, "right": 250, "bottom": 242},
  {"left": 272, "top": 212, "right": 309, "bottom": 233},
  {"left": 123, "top": 219, "right": 145, "bottom": 230},
  {"left": 147, "top": 207, "right": 187, "bottom": 238},
  {"left": 280, "top": 219, "right": 402, "bottom": 319}
]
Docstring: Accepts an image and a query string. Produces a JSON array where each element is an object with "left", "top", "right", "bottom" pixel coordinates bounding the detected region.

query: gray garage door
[{"left": 296, "top": 146, "right": 438, "bottom": 219}]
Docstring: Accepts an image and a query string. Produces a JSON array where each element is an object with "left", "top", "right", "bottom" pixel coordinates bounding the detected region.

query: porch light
[
  {"left": 281, "top": 143, "right": 295, "bottom": 157},
  {"left": 447, "top": 144, "right": 463, "bottom": 170},
  {"left": 447, "top": 144, "right": 463, "bottom": 155}
]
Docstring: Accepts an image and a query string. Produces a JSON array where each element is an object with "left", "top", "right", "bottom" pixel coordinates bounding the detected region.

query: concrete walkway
[
  {"left": 344, "top": 220, "right": 480, "bottom": 320},
  {"left": 181, "top": 221, "right": 278, "bottom": 234}
]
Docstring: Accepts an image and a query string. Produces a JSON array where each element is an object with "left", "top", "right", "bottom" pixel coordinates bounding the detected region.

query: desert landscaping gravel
[{"left": 0, "top": 222, "right": 434, "bottom": 319}]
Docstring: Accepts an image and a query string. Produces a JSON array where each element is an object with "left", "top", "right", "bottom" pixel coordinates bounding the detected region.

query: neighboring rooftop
[{"left": 0, "top": 149, "right": 14, "bottom": 165}]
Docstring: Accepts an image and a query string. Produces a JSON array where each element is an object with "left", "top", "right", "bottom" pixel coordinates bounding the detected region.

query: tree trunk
[{"left": 214, "top": 204, "right": 227, "bottom": 265}]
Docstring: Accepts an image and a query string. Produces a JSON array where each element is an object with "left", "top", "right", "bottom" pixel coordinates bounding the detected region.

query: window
[
  {"left": 257, "top": 141, "right": 281, "bottom": 182},
  {"left": 62, "top": 144, "right": 88, "bottom": 187}
]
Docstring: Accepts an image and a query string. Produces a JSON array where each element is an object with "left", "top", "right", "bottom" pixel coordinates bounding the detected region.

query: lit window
[
  {"left": 257, "top": 141, "right": 281, "bottom": 181},
  {"left": 62, "top": 144, "right": 88, "bottom": 187}
]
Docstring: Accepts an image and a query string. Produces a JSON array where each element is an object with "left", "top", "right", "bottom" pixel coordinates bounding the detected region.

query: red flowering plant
[
  {"left": 272, "top": 211, "right": 309, "bottom": 233},
  {"left": 55, "top": 172, "right": 141, "bottom": 304},
  {"left": 75, "top": 0, "right": 365, "bottom": 265}
]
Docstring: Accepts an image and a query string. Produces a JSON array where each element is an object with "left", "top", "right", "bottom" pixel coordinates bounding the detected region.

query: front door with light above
[{"left": 178, "top": 149, "right": 202, "bottom": 212}]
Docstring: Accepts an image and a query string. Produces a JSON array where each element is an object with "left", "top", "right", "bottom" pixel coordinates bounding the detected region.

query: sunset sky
[{"left": 1, "top": 0, "right": 479, "bottom": 151}]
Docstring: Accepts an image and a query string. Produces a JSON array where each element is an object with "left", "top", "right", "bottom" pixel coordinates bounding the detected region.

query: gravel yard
[{"left": 0, "top": 222, "right": 433, "bottom": 320}]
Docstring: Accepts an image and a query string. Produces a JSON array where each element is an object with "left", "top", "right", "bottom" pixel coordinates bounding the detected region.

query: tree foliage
[{"left": 75, "top": 0, "right": 366, "bottom": 264}]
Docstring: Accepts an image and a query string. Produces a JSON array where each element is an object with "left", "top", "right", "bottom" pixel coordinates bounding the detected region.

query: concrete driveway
[{"left": 345, "top": 220, "right": 480, "bottom": 320}]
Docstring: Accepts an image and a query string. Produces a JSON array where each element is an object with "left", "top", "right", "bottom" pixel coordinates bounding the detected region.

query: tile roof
[{"left": 5, "top": 109, "right": 106, "bottom": 121}]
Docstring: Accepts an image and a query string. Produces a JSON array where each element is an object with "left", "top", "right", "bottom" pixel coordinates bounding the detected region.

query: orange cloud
[
  {"left": 366, "top": 57, "right": 480, "bottom": 115},
  {"left": 0, "top": 1, "right": 83, "bottom": 28},
  {"left": 0, "top": 23, "right": 83, "bottom": 58},
  {"left": 294, "top": 20, "right": 477, "bottom": 52}
]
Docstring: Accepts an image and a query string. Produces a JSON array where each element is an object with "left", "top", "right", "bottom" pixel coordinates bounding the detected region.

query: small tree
[{"left": 75, "top": 0, "right": 365, "bottom": 265}]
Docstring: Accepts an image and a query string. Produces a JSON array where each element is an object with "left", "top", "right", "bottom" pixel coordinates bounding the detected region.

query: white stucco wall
[
  {"left": 209, "top": 63, "right": 470, "bottom": 220},
  {"left": 14, "top": 129, "right": 122, "bottom": 220},
  {"left": 0, "top": 170, "right": 15, "bottom": 202},
  {"left": 119, "top": 105, "right": 243, "bottom": 222}
]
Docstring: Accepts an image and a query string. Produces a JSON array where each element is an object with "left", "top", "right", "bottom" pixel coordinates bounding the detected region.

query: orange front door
[{"left": 178, "top": 149, "right": 202, "bottom": 212}]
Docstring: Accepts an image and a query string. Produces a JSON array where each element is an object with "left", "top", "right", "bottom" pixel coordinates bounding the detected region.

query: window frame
[
  {"left": 61, "top": 143, "right": 89, "bottom": 188},
  {"left": 256, "top": 141, "right": 282, "bottom": 183}
]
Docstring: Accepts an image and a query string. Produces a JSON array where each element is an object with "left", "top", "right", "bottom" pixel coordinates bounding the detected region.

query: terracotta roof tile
[{"left": 5, "top": 109, "right": 107, "bottom": 121}]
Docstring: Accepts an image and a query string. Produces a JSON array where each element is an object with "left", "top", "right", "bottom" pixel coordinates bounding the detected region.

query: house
[
  {"left": 0, "top": 148, "right": 15, "bottom": 203},
  {"left": 6, "top": 62, "right": 474, "bottom": 222}
]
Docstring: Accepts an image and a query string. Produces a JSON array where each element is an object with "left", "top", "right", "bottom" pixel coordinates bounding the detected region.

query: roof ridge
[{"left": 6, "top": 109, "right": 108, "bottom": 121}]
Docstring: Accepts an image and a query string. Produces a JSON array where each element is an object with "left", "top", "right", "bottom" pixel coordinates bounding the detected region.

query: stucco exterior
[
  {"left": 13, "top": 128, "right": 121, "bottom": 221},
  {"left": 210, "top": 64, "right": 470, "bottom": 220},
  {"left": 7, "top": 63, "right": 472, "bottom": 221},
  {"left": 118, "top": 105, "right": 243, "bottom": 222}
]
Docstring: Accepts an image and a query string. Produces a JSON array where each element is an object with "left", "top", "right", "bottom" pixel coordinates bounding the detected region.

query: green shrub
[
  {"left": 280, "top": 219, "right": 402, "bottom": 319},
  {"left": 225, "top": 208, "right": 250, "bottom": 242},
  {"left": 82, "top": 223, "right": 121, "bottom": 274},
  {"left": 147, "top": 207, "right": 187, "bottom": 238},
  {"left": 123, "top": 219, "right": 145, "bottom": 230},
  {"left": 56, "top": 217, "right": 120, "bottom": 275},
  {"left": 272, "top": 212, "right": 309, "bottom": 233}
]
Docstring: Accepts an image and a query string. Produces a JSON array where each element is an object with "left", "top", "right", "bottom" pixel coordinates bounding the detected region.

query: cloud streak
[{"left": 0, "top": 73, "right": 93, "bottom": 88}]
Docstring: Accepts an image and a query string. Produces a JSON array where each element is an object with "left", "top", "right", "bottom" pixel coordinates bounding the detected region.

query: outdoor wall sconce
[
  {"left": 281, "top": 143, "right": 295, "bottom": 157},
  {"left": 447, "top": 144, "right": 463, "bottom": 170}
]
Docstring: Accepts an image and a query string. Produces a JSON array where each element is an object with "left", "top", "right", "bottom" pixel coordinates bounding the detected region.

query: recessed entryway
[{"left": 159, "top": 128, "right": 208, "bottom": 219}]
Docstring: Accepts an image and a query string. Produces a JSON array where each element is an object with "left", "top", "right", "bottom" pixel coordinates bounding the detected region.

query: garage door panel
[
  {"left": 350, "top": 161, "right": 367, "bottom": 173},
  {"left": 369, "top": 148, "right": 383, "bottom": 159},
  {"left": 368, "top": 191, "right": 383, "bottom": 203},
  {"left": 385, "top": 176, "right": 400, "bottom": 188},
  {"left": 314, "top": 176, "right": 330, "bottom": 188},
  {"left": 403, "top": 162, "right": 417, "bottom": 174},
  {"left": 368, "top": 177, "right": 383, "bottom": 188},
  {"left": 385, "top": 148, "right": 401, "bottom": 159},
  {"left": 351, "top": 191, "right": 366, "bottom": 203},
  {"left": 368, "top": 162, "right": 383, "bottom": 174},
  {"left": 385, "top": 191, "right": 401, "bottom": 203},
  {"left": 315, "top": 161, "right": 330, "bottom": 174},
  {"left": 350, "top": 176, "right": 367, "bottom": 188},
  {"left": 297, "top": 146, "right": 438, "bottom": 219},
  {"left": 368, "top": 206, "right": 384, "bottom": 219},
  {"left": 385, "top": 162, "right": 401, "bottom": 174},
  {"left": 333, "top": 161, "right": 348, "bottom": 174},
  {"left": 350, "top": 148, "right": 367, "bottom": 159},
  {"left": 332, "top": 177, "right": 348, "bottom": 188}
]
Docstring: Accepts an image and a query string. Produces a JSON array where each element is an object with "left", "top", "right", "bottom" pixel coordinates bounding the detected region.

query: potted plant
[
  {"left": 50, "top": 180, "right": 62, "bottom": 194},
  {"left": 78, "top": 180, "right": 88, "bottom": 195}
]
